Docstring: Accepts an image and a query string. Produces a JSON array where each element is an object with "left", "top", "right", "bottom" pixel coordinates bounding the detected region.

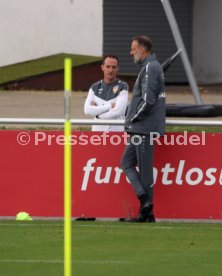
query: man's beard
[{"left": 133, "top": 51, "right": 142, "bottom": 64}]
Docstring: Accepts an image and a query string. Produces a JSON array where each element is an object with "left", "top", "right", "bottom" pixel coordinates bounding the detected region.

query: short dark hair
[
  {"left": 102, "top": 54, "right": 119, "bottom": 65},
  {"left": 132, "top": 35, "right": 152, "bottom": 52}
]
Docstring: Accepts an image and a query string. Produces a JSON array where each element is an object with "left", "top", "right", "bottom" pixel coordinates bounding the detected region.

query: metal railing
[{"left": 0, "top": 118, "right": 222, "bottom": 126}]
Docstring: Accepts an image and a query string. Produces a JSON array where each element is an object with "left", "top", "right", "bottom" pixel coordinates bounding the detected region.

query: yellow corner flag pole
[{"left": 64, "top": 58, "right": 72, "bottom": 276}]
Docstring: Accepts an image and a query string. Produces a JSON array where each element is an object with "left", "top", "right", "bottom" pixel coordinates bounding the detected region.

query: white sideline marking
[
  {"left": 76, "top": 224, "right": 222, "bottom": 230},
  {"left": 0, "top": 223, "right": 222, "bottom": 230},
  {"left": 0, "top": 259, "right": 134, "bottom": 265},
  {"left": 0, "top": 223, "right": 62, "bottom": 227},
  {"left": 0, "top": 260, "right": 63, "bottom": 264}
]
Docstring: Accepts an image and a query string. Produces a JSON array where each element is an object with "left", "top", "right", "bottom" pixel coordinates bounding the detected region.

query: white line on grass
[
  {"left": 0, "top": 260, "right": 63, "bottom": 264},
  {"left": 0, "top": 223, "right": 222, "bottom": 230},
  {"left": 75, "top": 260, "right": 135, "bottom": 265},
  {"left": 0, "top": 259, "right": 134, "bottom": 265},
  {"left": 0, "top": 223, "right": 62, "bottom": 227},
  {"left": 76, "top": 224, "right": 222, "bottom": 230}
]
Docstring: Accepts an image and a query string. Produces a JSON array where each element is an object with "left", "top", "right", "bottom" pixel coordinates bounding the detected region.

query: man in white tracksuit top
[
  {"left": 82, "top": 55, "right": 128, "bottom": 221},
  {"left": 84, "top": 55, "right": 128, "bottom": 131}
]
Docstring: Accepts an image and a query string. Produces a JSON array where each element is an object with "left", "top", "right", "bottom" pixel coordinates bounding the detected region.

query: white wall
[
  {"left": 0, "top": 0, "right": 103, "bottom": 66},
  {"left": 193, "top": 0, "right": 222, "bottom": 84}
]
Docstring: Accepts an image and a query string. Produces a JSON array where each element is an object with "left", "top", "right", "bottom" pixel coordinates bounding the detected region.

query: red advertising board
[{"left": 0, "top": 130, "right": 221, "bottom": 220}]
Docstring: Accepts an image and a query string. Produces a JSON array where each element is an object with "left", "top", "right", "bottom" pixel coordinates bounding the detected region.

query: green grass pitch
[{"left": 0, "top": 220, "right": 222, "bottom": 276}]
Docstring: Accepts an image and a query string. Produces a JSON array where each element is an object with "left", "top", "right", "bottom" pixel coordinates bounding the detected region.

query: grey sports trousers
[{"left": 121, "top": 134, "right": 154, "bottom": 204}]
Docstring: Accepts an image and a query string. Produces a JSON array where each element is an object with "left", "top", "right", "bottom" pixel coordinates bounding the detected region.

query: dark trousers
[{"left": 121, "top": 134, "right": 154, "bottom": 205}]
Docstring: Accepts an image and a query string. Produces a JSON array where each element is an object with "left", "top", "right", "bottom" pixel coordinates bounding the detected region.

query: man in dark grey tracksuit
[{"left": 121, "top": 35, "right": 165, "bottom": 222}]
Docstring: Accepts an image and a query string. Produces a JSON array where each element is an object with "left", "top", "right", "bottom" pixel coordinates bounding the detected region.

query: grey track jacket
[{"left": 125, "top": 53, "right": 166, "bottom": 136}]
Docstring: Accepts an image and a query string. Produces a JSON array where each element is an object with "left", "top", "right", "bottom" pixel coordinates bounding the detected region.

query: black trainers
[
  {"left": 146, "top": 214, "right": 156, "bottom": 223},
  {"left": 76, "top": 218, "right": 96, "bottom": 221},
  {"left": 120, "top": 202, "right": 155, "bottom": 223},
  {"left": 121, "top": 218, "right": 137, "bottom": 222},
  {"left": 136, "top": 203, "right": 152, "bottom": 222}
]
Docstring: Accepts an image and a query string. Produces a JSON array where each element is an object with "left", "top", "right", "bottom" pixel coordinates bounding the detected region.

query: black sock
[{"left": 138, "top": 194, "right": 148, "bottom": 205}]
